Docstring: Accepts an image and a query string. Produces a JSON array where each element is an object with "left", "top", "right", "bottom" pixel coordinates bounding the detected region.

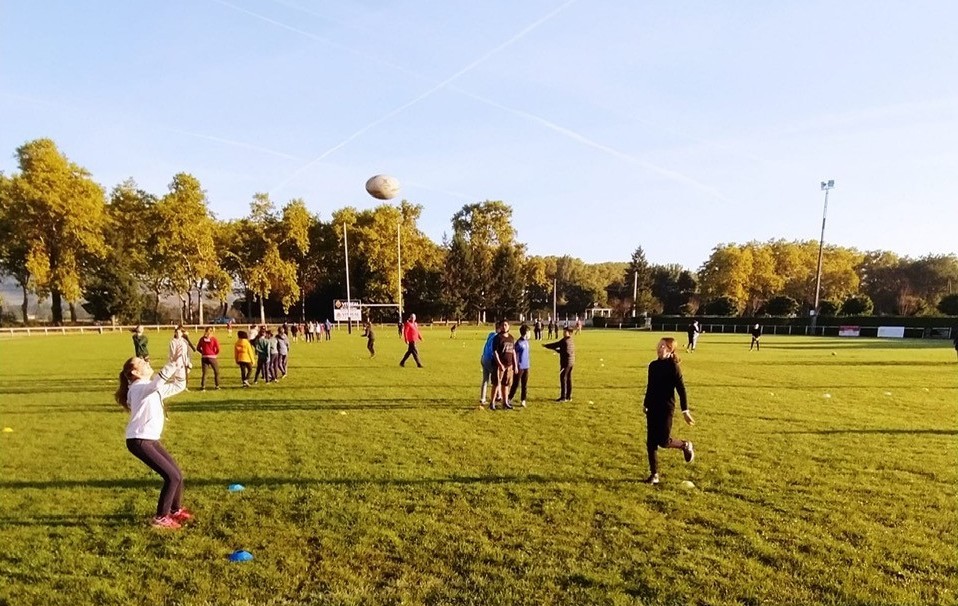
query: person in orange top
[
  {"left": 399, "top": 313, "right": 424, "bottom": 368},
  {"left": 233, "top": 330, "right": 255, "bottom": 388}
]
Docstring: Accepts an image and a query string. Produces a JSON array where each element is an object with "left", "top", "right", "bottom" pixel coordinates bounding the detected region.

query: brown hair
[
  {"left": 660, "top": 337, "right": 681, "bottom": 363},
  {"left": 114, "top": 357, "right": 138, "bottom": 411}
]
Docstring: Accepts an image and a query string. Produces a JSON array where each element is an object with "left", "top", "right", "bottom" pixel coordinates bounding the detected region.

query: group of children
[
  {"left": 479, "top": 322, "right": 577, "bottom": 409},
  {"left": 120, "top": 321, "right": 698, "bottom": 529},
  {"left": 132, "top": 323, "right": 292, "bottom": 390}
]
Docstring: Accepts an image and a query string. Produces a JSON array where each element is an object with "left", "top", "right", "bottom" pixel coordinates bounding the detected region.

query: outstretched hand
[{"left": 682, "top": 410, "right": 695, "bottom": 426}]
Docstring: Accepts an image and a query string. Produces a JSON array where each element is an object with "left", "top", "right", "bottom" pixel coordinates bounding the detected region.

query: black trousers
[
  {"left": 367, "top": 338, "right": 375, "bottom": 356},
  {"left": 646, "top": 407, "right": 684, "bottom": 475},
  {"left": 126, "top": 438, "right": 183, "bottom": 517},
  {"left": 509, "top": 368, "right": 529, "bottom": 402},
  {"left": 559, "top": 365, "right": 573, "bottom": 399},
  {"left": 238, "top": 362, "right": 252, "bottom": 383},
  {"left": 400, "top": 343, "right": 422, "bottom": 367},
  {"left": 200, "top": 357, "right": 219, "bottom": 388}
]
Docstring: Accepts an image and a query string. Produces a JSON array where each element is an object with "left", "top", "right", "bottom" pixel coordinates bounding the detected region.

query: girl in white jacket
[{"left": 115, "top": 357, "right": 191, "bottom": 529}]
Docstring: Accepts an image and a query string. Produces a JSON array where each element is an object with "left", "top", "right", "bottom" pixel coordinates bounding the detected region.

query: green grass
[{"left": 1, "top": 327, "right": 956, "bottom": 606}]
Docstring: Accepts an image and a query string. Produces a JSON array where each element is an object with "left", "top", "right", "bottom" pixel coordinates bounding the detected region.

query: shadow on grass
[
  {"left": 771, "top": 429, "right": 958, "bottom": 436},
  {"left": 744, "top": 360, "right": 956, "bottom": 367},
  {"left": 0, "top": 474, "right": 637, "bottom": 491},
  {"left": 168, "top": 398, "right": 474, "bottom": 413},
  {"left": 0, "top": 514, "right": 131, "bottom": 527}
]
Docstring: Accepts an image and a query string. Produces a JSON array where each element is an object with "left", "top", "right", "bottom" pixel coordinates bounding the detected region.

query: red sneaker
[
  {"left": 170, "top": 508, "right": 194, "bottom": 523},
  {"left": 151, "top": 515, "right": 182, "bottom": 529}
]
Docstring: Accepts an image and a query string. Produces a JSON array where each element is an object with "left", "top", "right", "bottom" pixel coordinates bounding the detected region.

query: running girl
[
  {"left": 643, "top": 337, "right": 695, "bottom": 484},
  {"left": 115, "top": 357, "right": 192, "bottom": 529}
]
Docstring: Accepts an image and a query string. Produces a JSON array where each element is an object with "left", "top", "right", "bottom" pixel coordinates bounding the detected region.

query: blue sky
[{"left": 2, "top": 1, "right": 956, "bottom": 269}]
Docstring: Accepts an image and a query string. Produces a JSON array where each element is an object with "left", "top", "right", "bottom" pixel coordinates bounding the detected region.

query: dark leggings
[
  {"left": 126, "top": 438, "right": 183, "bottom": 517},
  {"left": 367, "top": 339, "right": 375, "bottom": 356},
  {"left": 646, "top": 409, "right": 686, "bottom": 475},
  {"left": 559, "top": 365, "right": 573, "bottom": 400},
  {"left": 238, "top": 361, "right": 252, "bottom": 383},
  {"left": 200, "top": 357, "right": 219, "bottom": 388},
  {"left": 255, "top": 356, "right": 271, "bottom": 382},
  {"left": 509, "top": 368, "right": 529, "bottom": 402}
]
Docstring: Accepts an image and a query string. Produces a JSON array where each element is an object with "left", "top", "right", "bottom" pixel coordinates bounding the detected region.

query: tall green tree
[
  {"left": 152, "top": 173, "right": 218, "bottom": 323},
  {"left": 2, "top": 139, "right": 109, "bottom": 324}
]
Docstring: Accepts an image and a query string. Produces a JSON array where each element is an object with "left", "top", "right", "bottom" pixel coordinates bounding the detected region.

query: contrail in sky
[
  {"left": 269, "top": 0, "right": 580, "bottom": 192},
  {"left": 451, "top": 87, "right": 732, "bottom": 202},
  {"left": 208, "top": 0, "right": 419, "bottom": 78},
  {"left": 0, "top": 93, "right": 299, "bottom": 161},
  {"left": 209, "top": 0, "right": 728, "bottom": 200}
]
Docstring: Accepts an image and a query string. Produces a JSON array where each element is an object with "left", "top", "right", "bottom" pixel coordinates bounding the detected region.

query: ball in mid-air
[{"left": 365, "top": 174, "right": 401, "bottom": 200}]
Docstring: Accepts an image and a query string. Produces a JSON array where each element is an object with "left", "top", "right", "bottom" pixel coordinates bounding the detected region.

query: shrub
[
  {"left": 840, "top": 295, "right": 874, "bottom": 316},
  {"left": 818, "top": 300, "right": 840, "bottom": 317},
  {"left": 764, "top": 295, "right": 799, "bottom": 317},
  {"left": 936, "top": 293, "right": 958, "bottom": 316},
  {"left": 702, "top": 296, "right": 740, "bottom": 316}
]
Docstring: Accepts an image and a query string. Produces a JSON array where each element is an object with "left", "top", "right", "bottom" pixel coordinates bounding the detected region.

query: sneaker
[
  {"left": 504, "top": 402, "right": 514, "bottom": 410},
  {"left": 645, "top": 474, "right": 660, "bottom": 485},
  {"left": 555, "top": 398, "right": 566, "bottom": 402},
  {"left": 170, "top": 508, "right": 194, "bottom": 523},
  {"left": 521, "top": 401, "right": 526, "bottom": 408},
  {"left": 151, "top": 515, "right": 182, "bottom": 529},
  {"left": 489, "top": 403, "right": 497, "bottom": 410},
  {"left": 200, "top": 387, "right": 206, "bottom": 392},
  {"left": 683, "top": 441, "right": 695, "bottom": 463}
]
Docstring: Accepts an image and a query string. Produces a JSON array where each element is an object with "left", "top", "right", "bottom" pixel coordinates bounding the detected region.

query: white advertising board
[
  {"left": 876, "top": 326, "right": 905, "bottom": 338},
  {"left": 838, "top": 326, "right": 861, "bottom": 337},
  {"left": 333, "top": 300, "right": 362, "bottom": 322}
]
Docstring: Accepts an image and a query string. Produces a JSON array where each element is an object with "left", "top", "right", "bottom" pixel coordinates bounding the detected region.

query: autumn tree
[{"left": 1, "top": 139, "right": 108, "bottom": 324}]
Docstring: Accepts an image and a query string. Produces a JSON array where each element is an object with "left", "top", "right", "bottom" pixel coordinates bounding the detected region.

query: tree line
[{"left": 1, "top": 139, "right": 956, "bottom": 325}]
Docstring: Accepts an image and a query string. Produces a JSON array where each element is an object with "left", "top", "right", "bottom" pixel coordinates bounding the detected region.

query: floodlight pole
[
  {"left": 397, "top": 221, "right": 403, "bottom": 317},
  {"left": 344, "top": 222, "right": 352, "bottom": 334},
  {"left": 811, "top": 180, "right": 834, "bottom": 334},
  {"left": 632, "top": 271, "right": 638, "bottom": 318}
]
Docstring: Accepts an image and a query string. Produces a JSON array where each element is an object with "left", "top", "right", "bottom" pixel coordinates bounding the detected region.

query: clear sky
[{"left": 2, "top": 1, "right": 956, "bottom": 269}]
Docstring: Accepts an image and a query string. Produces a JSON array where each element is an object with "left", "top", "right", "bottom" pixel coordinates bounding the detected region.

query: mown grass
[{"left": 0, "top": 326, "right": 955, "bottom": 605}]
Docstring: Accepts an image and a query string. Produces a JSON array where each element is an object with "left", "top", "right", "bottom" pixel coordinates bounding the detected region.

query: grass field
[{"left": 1, "top": 326, "right": 956, "bottom": 606}]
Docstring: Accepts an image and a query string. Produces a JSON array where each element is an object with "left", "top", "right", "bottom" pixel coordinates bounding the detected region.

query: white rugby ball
[{"left": 365, "top": 174, "right": 401, "bottom": 200}]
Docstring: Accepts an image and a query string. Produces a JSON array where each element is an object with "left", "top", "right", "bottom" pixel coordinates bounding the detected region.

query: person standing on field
[
  {"left": 362, "top": 320, "right": 376, "bottom": 358},
  {"left": 749, "top": 323, "right": 763, "bottom": 351},
  {"left": 276, "top": 328, "right": 290, "bottom": 379},
  {"left": 168, "top": 327, "right": 193, "bottom": 389},
  {"left": 196, "top": 327, "right": 221, "bottom": 390},
  {"left": 509, "top": 324, "right": 531, "bottom": 408},
  {"left": 233, "top": 330, "right": 254, "bottom": 388},
  {"left": 492, "top": 320, "right": 518, "bottom": 410},
  {"left": 643, "top": 337, "right": 695, "bottom": 485},
  {"left": 479, "top": 321, "right": 501, "bottom": 408},
  {"left": 543, "top": 327, "right": 575, "bottom": 402},
  {"left": 132, "top": 325, "right": 150, "bottom": 361},
  {"left": 399, "top": 313, "right": 424, "bottom": 368},
  {"left": 686, "top": 320, "right": 702, "bottom": 352},
  {"left": 533, "top": 318, "right": 543, "bottom": 341},
  {"left": 115, "top": 356, "right": 192, "bottom": 529}
]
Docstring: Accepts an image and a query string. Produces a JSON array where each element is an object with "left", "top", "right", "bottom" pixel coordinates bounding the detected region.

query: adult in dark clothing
[
  {"left": 399, "top": 313, "right": 424, "bottom": 367},
  {"left": 492, "top": 321, "right": 518, "bottom": 409},
  {"left": 543, "top": 327, "right": 575, "bottom": 402},
  {"left": 643, "top": 337, "right": 695, "bottom": 485},
  {"left": 533, "top": 318, "right": 543, "bottom": 341},
  {"left": 686, "top": 321, "right": 702, "bottom": 352},
  {"left": 362, "top": 321, "right": 376, "bottom": 358},
  {"left": 749, "top": 323, "right": 762, "bottom": 351}
]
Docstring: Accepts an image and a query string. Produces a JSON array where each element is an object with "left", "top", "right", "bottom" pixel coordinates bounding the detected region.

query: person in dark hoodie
[
  {"left": 543, "top": 327, "right": 575, "bottom": 402},
  {"left": 643, "top": 337, "right": 695, "bottom": 485}
]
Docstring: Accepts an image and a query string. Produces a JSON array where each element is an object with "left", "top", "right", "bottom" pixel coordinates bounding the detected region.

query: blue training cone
[
  {"left": 227, "top": 484, "right": 245, "bottom": 492},
  {"left": 228, "top": 550, "right": 254, "bottom": 562}
]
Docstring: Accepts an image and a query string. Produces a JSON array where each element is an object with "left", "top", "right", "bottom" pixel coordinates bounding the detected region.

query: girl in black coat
[{"left": 643, "top": 337, "right": 696, "bottom": 484}]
